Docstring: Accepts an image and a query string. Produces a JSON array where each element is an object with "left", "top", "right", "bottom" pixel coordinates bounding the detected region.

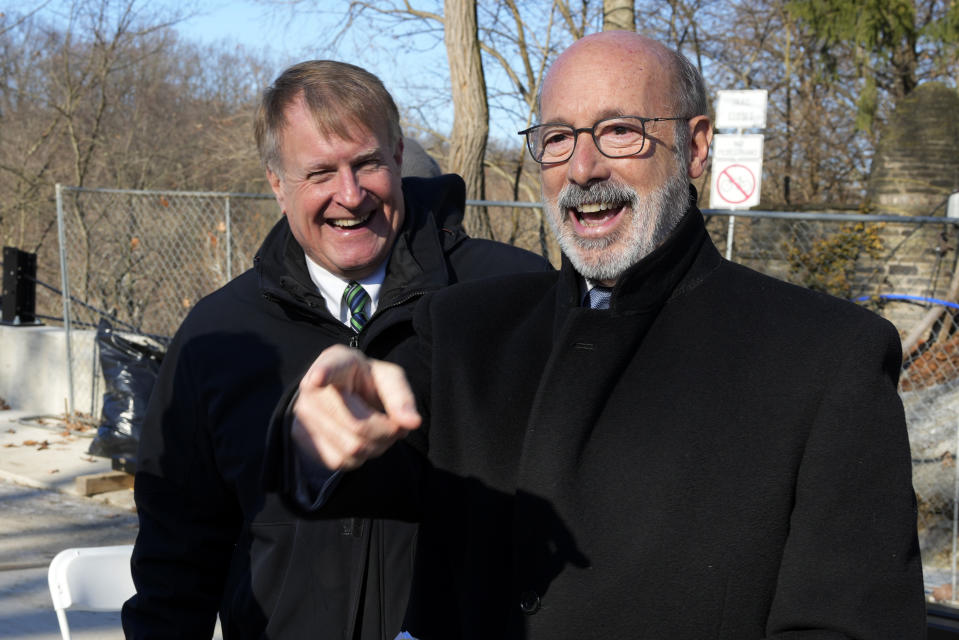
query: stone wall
[
  {"left": 706, "top": 214, "right": 959, "bottom": 335},
  {"left": 865, "top": 83, "right": 959, "bottom": 332},
  {"left": 872, "top": 223, "right": 959, "bottom": 332},
  {"left": 868, "top": 82, "right": 959, "bottom": 216}
]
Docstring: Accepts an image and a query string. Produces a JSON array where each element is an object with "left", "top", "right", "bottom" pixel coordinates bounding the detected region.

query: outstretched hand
[{"left": 291, "top": 344, "right": 421, "bottom": 471}]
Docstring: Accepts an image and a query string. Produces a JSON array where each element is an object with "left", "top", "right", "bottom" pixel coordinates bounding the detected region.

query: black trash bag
[{"left": 87, "top": 319, "right": 166, "bottom": 461}]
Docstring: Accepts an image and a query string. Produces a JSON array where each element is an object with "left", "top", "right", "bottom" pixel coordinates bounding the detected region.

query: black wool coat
[
  {"left": 121, "top": 174, "right": 551, "bottom": 640},
  {"left": 292, "top": 201, "right": 926, "bottom": 639}
]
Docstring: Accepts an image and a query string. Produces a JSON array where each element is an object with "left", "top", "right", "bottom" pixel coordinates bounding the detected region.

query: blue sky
[
  {"left": 23, "top": 1, "right": 343, "bottom": 65},
  {"left": 23, "top": 0, "right": 515, "bottom": 141},
  {"left": 169, "top": 1, "right": 334, "bottom": 61},
  {"left": 166, "top": 1, "right": 459, "bottom": 136}
]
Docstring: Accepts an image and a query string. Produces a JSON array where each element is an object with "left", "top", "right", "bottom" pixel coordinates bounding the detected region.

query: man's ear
[
  {"left": 266, "top": 167, "right": 286, "bottom": 213},
  {"left": 686, "top": 115, "right": 712, "bottom": 180}
]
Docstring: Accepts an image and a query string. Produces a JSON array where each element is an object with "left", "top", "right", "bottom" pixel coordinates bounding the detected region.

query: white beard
[{"left": 544, "top": 169, "right": 691, "bottom": 283}]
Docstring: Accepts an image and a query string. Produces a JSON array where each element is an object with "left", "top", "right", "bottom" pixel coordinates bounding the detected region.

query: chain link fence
[
  {"left": 52, "top": 185, "right": 279, "bottom": 420},
  {"left": 51, "top": 185, "right": 959, "bottom": 601}
]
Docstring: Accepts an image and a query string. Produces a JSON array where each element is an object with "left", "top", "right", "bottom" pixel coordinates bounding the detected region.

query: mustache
[{"left": 556, "top": 180, "right": 639, "bottom": 211}]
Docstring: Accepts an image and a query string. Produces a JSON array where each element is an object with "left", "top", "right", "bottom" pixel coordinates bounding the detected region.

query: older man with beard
[{"left": 267, "top": 31, "right": 925, "bottom": 639}]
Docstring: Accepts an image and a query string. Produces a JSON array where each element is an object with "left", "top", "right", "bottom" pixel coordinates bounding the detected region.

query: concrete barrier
[{"left": 0, "top": 325, "right": 102, "bottom": 416}]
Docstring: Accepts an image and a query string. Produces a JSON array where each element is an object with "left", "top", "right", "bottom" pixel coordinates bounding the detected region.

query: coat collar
[
  {"left": 380, "top": 174, "right": 468, "bottom": 306},
  {"left": 557, "top": 185, "right": 721, "bottom": 315},
  {"left": 253, "top": 174, "right": 469, "bottom": 315}
]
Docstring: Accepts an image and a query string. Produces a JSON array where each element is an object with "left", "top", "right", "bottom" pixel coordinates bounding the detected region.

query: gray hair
[{"left": 671, "top": 47, "right": 708, "bottom": 119}]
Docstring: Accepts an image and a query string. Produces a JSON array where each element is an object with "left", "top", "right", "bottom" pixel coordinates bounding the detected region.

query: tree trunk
[
  {"left": 890, "top": 36, "right": 919, "bottom": 102},
  {"left": 444, "top": 0, "right": 491, "bottom": 236},
  {"left": 603, "top": 0, "right": 634, "bottom": 31}
]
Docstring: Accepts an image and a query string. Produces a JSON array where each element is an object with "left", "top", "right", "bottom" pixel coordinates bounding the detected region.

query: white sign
[
  {"left": 709, "top": 134, "right": 764, "bottom": 210},
  {"left": 948, "top": 193, "right": 959, "bottom": 218},
  {"left": 715, "top": 90, "right": 768, "bottom": 130}
]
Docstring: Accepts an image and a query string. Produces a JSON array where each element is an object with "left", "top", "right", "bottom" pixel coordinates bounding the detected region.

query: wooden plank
[{"left": 75, "top": 471, "right": 134, "bottom": 496}]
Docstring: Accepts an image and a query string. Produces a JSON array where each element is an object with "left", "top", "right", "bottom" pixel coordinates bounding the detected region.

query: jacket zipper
[
  {"left": 350, "top": 289, "right": 430, "bottom": 350},
  {"left": 374, "top": 288, "right": 430, "bottom": 315},
  {"left": 265, "top": 288, "right": 433, "bottom": 349}
]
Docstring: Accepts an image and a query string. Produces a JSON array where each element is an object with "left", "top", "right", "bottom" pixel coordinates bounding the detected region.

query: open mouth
[
  {"left": 329, "top": 211, "right": 373, "bottom": 229},
  {"left": 571, "top": 202, "right": 625, "bottom": 229}
]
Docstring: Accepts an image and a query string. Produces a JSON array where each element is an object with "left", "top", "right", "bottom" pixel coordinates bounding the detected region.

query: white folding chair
[{"left": 47, "top": 544, "right": 136, "bottom": 640}]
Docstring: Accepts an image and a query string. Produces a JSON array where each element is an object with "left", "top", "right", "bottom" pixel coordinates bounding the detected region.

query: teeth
[
  {"left": 577, "top": 202, "right": 616, "bottom": 214},
  {"left": 580, "top": 216, "right": 607, "bottom": 228},
  {"left": 331, "top": 213, "right": 371, "bottom": 228}
]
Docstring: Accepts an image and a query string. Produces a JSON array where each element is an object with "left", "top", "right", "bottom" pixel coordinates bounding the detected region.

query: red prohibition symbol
[{"left": 716, "top": 164, "right": 756, "bottom": 204}]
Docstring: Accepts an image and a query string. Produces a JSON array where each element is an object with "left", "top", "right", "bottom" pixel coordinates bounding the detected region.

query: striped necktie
[
  {"left": 343, "top": 281, "right": 371, "bottom": 332},
  {"left": 585, "top": 286, "right": 613, "bottom": 310}
]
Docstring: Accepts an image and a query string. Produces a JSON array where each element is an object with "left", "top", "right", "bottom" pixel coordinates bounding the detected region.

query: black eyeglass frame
[{"left": 518, "top": 115, "right": 691, "bottom": 164}]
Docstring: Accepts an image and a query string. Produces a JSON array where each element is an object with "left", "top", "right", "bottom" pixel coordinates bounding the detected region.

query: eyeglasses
[{"left": 518, "top": 116, "right": 690, "bottom": 164}]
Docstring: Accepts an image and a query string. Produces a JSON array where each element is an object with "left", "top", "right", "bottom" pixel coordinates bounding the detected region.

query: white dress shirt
[{"left": 304, "top": 253, "right": 388, "bottom": 328}]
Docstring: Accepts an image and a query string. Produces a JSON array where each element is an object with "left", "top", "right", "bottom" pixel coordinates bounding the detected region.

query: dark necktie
[
  {"left": 586, "top": 286, "right": 613, "bottom": 310},
  {"left": 343, "top": 281, "right": 371, "bottom": 332}
]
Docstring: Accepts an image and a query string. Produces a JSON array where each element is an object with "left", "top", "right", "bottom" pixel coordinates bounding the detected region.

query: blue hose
[{"left": 852, "top": 294, "right": 959, "bottom": 310}]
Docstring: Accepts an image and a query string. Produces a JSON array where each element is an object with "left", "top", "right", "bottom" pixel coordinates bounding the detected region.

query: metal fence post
[
  {"left": 225, "top": 196, "right": 233, "bottom": 281},
  {"left": 55, "top": 183, "right": 75, "bottom": 416},
  {"left": 725, "top": 215, "right": 736, "bottom": 261}
]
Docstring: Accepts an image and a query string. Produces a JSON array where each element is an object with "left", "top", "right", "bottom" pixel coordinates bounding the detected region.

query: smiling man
[
  {"left": 263, "top": 88, "right": 406, "bottom": 282},
  {"left": 121, "top": 60, "right": 549, "bottom": 640},
  {"left": 273, "top": 34, "right": 925, "bottom": 639},
  {"left": 531, "top": 36, "right": 702, "bottom": 286}
]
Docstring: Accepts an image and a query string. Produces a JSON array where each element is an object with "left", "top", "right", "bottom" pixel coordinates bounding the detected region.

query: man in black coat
[
  {"left": 120, "top": 60, "right": 549, "bottom": 639},
  {"left": 274, "top": 34, "right": 926, "bottom": 639}
]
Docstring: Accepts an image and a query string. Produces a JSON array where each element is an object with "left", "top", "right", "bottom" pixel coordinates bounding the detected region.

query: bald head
[{"left": 539, "top": 31, "right": 707, "bottom": 122}]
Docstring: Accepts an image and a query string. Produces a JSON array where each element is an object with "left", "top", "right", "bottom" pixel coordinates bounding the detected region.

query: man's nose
[
  {"left": 334, "top": 167, "right": 366, "bottom": 209},
  {"left": 566, "top": 131, "right": 610, "bottom": 187}
]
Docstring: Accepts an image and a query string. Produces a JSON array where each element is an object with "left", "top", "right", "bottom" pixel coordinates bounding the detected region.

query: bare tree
[
  {"left": 6, "top": 0, "right": 958, "bottom": 281},
  {"left": 444, "top": 0, "right": 491, "bottom": 234},
  {"left": 554, "top": 0, "right": 594, "bottom": 39},
  {"left": 0, "top": 0, "right": 271, "bottom": 323}
]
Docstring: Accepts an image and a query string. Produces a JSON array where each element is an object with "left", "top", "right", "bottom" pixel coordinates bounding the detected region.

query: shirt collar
[
  {"left": 580, "top": 277, "right": 599, "bottom": 304},
  {"left": 304, "top": 254, "right": 389, "bottom": 327}
]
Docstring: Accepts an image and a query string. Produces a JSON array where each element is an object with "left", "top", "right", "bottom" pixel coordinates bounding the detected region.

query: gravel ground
[{"left": 0, "top": 479, "right": 138, "bottom": 639}]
